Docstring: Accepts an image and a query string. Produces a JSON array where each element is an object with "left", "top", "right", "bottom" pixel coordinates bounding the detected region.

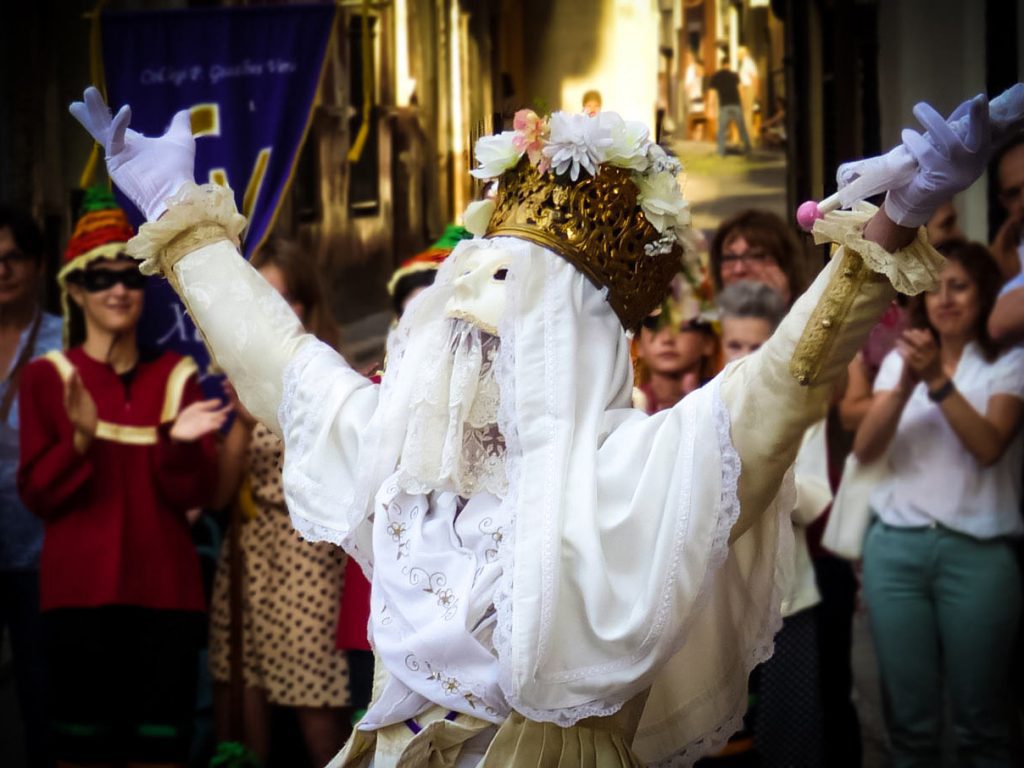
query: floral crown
[{"left": 466, "top": 109, "right": 696, "bottom": 329}]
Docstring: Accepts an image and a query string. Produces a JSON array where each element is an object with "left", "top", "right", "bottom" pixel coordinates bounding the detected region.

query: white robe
[{"left": 162, "top": 205, "right": 937, "bottom": 764}]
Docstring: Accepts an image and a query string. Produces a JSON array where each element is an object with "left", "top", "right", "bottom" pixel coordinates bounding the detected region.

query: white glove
[
  {"left": 883, "top": 94, "right": 991, "bottom": 228},
  {"left": 69, "top": 86, "right": 196, "bottom": 222}
]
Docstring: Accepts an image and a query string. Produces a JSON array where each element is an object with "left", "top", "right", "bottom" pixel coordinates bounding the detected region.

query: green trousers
[{"left": 862, "top": 520, "right": 1021, "bottom": 768}]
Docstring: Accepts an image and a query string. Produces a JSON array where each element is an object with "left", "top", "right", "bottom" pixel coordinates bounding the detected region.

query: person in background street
[
  {"left": 683, "top": 51, "right": 707, "bottom": 141},
  {"left": 582, "top": 89, "right": 602, "bottom": 117},
  {"left": 708, "top": 56, "right": 751, "bottom": 156},
  {"left": 737, "top": 46, "right": 760, "bottom": 140},
  {"left": 0, "top": 206, "right": 62, "bottom": 768},
  {"left": 17, "top": 189, "right": 225, "bottom": 768},
  {"left": 855, "top": 241, "right": 1024, "bottom": 767},
  {"left": 209, "top": 236, "right": 351, "bottom": 767},
  {"left": 992, "top": 134, "right": 1024, "bottom": 280}
]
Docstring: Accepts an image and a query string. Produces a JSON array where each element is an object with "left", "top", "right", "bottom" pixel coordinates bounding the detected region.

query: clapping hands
[
  {"left": 896, "top": 328, "right": 944, "bottom": 389},
  {"left": 170, "top": 399, "right": 233, "bottom": 442}
]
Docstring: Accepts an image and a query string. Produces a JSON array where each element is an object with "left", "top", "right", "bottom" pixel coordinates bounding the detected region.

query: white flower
[
  {"left": 647, "top": 142, "right": 683, "bottom": 175},
  {"left": 470, "top": 132, "right": 523, "bottom": 179},
  {"left": 462, "top": 199, "right": 495, "bottom": 237},
  {"left": 598, "top": 112, "right": 650, "bottom": 171},
  {"left": 542, "top": 112, "right": 613, "bottom": 181},
  {"left": 674, "top": 199, "right": 692, "bottom": 230},
  {"left": 633, "top": 169, "right": 687, "bottom": 233}
]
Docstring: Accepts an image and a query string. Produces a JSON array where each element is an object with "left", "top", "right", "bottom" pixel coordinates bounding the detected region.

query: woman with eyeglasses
[
  {"left": 17, "top": 190, "right": 228, "bottom": 768},
  {"left": 854, "top": 241, "right": 1024, "bottom": 766},
  {"left": 709, "top": 209, "right": 806, "bottom": 307}
]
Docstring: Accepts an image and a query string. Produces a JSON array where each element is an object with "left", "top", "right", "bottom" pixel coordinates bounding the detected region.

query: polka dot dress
[{"left": 209, "top": 424, "right": 350, "bottom": 707}]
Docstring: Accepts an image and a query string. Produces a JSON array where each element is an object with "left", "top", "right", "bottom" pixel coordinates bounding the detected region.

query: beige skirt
[{"left": 328, "top": 696, "right": 648, "bottom": 768}]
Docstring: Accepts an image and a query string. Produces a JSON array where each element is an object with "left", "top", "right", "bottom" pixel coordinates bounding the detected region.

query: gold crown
[{"left": 484, "top": 158, "right": 682, "bottom": 329}]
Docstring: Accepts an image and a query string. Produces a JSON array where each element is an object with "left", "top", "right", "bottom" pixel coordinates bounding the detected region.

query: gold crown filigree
[{"left": 484, "top": 158, "right": 682, "bottom": 329}]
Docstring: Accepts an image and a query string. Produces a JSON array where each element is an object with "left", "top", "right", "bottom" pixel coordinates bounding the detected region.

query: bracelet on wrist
[{"left": 927, "top": 378, "right": 955, "bottom": 403}]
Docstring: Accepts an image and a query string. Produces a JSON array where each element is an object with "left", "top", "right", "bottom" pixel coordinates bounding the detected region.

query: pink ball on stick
[{"left": 796, "top": 200, "right": 823, "bottom": 232}]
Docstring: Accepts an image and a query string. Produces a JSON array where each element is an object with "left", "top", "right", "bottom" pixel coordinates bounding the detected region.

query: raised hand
[
  {"left": 63, "top": 371, "right": 98, "bottom": 453},
  {"left": 69, "top": 86, "right": 196, "bottom": 221},
  {"left": 170, "top": 398, "right": 233, "bottom": 443},
  {"left": 884, "top": 95, "right": 991, "bottom": 228}
]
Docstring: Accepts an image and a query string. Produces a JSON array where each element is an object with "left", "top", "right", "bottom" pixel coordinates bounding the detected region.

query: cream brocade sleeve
[
  {"left": 127, "top": 184, "right": 380, "bottom": 550},
  {"left": 125, "top": 182, "right": 357, "bottom": 434},
  {"left": 720, "top": 202, "right": 943, "bottom": 530}
]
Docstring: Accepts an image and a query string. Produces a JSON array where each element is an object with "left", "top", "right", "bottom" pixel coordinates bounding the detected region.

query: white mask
[{"left": 444, "top": 244, "right": 512, "bottom": 335}]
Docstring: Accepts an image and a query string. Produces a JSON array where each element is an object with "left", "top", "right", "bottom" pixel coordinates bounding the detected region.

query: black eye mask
[{"left": 71, "top": 268, "right": 146, "bottom": 293}]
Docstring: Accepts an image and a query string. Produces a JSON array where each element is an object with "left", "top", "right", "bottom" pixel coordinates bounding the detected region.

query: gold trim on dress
[
  {"left": 42, "top": 351, "right": 160, "bottom": 445},
  {"left": 161, "top": 356, "right": 198, "bottom": 423},
  {"left": 42, "top": 350, "right": 75, "bottom": 382},
  {"left": 95, "top": 420, "right": 158, "bottom": 445},
  {"left": 789, "top": 247, "right": 876, "bottom": 386}
]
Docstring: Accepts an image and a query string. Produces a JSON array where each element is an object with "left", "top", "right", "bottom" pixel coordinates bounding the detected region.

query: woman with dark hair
[
  {"left": 854, "top": 241, "right": 1024, "bottom": 766},
  {"left": 209, "top": 236, "right": 351, "bottom": 765},
  {"left": 709, "top": 209, "right": 806, "bottom": 306}
]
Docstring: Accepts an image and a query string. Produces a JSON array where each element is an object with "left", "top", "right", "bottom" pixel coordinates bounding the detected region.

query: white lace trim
[
  {"left": 652, "top": 387, "right": 792, "bottom": 766},
  {"left": 126, "top": 181, "right": 247, "bottom": 276},
  {"left": 279, "top": 339, "right": 374, "bottom": 573},
  {"left": 492, "top": 250, "right": 525, "bottom": 715},
  {"left": 811, "top": 201, "right": 943, "bottom": 295}
]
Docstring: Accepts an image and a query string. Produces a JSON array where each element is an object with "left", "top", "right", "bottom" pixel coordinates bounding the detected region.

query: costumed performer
[
  {"left": 17, "top": 188, "right": 227, "bottom": 766},
  {"left": 71, "top": 89, "right": 992, "bottom": 767}
]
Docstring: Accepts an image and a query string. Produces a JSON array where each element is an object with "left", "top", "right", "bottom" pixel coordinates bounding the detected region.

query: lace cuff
[
  {"left": 811, "top": 201, "right": 944, "bottom": 295},
  {"left": 126, "top": 182, "right": 248, "bottom": 277}
]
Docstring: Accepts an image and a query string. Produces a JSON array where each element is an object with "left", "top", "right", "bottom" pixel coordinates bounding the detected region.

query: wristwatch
[{"left": 927, "top": 378, "right": 955, "bottom": 403}]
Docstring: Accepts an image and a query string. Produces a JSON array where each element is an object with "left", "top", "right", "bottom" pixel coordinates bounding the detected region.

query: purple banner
[{"left": 101, "top": 3, "right": 335, "bottom": 376}]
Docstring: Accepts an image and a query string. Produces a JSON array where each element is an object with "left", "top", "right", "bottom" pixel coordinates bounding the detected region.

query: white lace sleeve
[
  {"left": 278, "top": 338, "right": 379, "bottom": 552},
  {"left": 125, "top": 184, "right": 381, "bottom": 550}
]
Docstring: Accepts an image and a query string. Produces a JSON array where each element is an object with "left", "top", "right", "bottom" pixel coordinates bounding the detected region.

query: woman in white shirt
[{"left": 854, "top": 241, "right": 1024, "bottom": 767}]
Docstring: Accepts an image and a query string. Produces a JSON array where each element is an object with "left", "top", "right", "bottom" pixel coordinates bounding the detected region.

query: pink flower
[{"left": 512, "top": 109, "right": 548, "bottom": 168}]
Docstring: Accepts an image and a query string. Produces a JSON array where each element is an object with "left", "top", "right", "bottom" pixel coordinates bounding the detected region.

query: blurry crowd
[
  {"left": 1, "top": 114, "right": 1024, "bottom": 768},
  {"left": 635, "top": 132, "right": 1024, "bottom": 768}
]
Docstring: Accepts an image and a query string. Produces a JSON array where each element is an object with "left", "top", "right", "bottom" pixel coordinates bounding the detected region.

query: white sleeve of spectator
[{"left": 988, "top": 347, "right": 1024, "bottom": 400}]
